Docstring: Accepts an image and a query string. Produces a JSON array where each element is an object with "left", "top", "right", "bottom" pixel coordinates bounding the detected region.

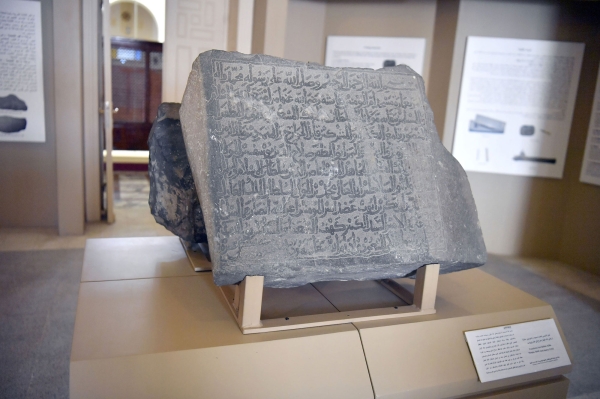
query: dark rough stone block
[
  {"left": 180, "top": 50, "right": 486, "bottom": 288},
  {"left": 148, "top": 103, "right": 207, "bottom": 245}
]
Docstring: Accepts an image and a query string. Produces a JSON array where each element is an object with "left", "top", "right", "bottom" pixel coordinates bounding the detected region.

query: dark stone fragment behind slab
[
  {"left": 148, "top": 103, "right": 207, "bottom": 244},
  {"left": 181, "top": 50, "right": 486, "bottom": 288}
]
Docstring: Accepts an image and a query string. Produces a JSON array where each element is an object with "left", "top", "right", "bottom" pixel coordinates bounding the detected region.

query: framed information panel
[
  {"left": 452, "top": 37, "right": 584, "bottom": 178},
  {"left": 0, "top": 0, "right": 45, "bottom": 143},
  {"left": 580, "top": 66, "right": 600, "bottom": 186}
]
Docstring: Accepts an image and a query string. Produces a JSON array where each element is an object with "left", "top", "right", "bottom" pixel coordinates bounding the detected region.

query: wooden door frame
[{"left": 82, "top": 0, "right": 102, "bottom": 223}]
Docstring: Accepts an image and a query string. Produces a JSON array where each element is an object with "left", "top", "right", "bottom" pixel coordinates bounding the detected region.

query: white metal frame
[{"left": 219, "top": 264, "right": 440, "bottom": 334}]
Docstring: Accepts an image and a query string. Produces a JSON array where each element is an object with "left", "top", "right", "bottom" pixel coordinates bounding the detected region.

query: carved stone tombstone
[{"left": 180, "top": 50, "right": 486, "bottom": 288}]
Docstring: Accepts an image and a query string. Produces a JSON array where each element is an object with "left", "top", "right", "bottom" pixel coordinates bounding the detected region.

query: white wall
[
  {"left": 54, "top": 0, "right": 85, "bottom": 235},
  {"left": 323, "top": 0, "right": 436, "bottom": 86},
  {"left": 0, "top": 0, "right": 87, "bottom": 233},
  {"left": 284, "top": 0, "right": 326, "bottom": 63},
  {"left": 162, "top": 0, "right": 230, "bottom": 102},
  {"left": 0, "top": 0, "right": 57, "bottom": 228},
  {"left": 283, "top": 0, "right": 437, "bottom": 87}
]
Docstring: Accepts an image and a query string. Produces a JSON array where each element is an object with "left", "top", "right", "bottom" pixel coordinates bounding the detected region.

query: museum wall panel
[
  {"left": 434, "top": 0, "right": 600, "bottom": 274},
  {"left": 557, "top": 2, "right": 600, "bottom": 275},
  {"left": 440, "top": 0, "right": 569, "bottom": 259},
  {"left": 227, "top": 0, "right": 239, "bottom": 52},
  {"left": 427, "top": 0, "right": 459, "bottom": 138},
  {"left": 54, "top": 0, "right": 85, "bottom": 235},
  {"left": 163, "top": 0, "right": 230, "bottom": 102},
  {"left": 0, "top": 0, "right": 58, "bottom": 228},
  {"left": 283, "top": 0, "right": 436, "bottom": 86},
  {"left": 252, "top": 0, "right": 288, "bottom": 57},
  {"left": 251, "top": 0, "right": 267, "bottom": 54},
  {"left": 322, "top": 0, "right": 437, "bottom": 86}
]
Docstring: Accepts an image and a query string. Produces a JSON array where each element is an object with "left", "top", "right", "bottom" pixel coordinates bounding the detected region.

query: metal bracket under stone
[{"left": 219, "top": 263, "right": 440, "bottom": 334}]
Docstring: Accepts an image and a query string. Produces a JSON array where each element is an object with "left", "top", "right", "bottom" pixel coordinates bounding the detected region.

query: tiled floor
[
  {"left": 502, "top": 257, "right": 600, "bottom": 304},
  {"left": 114, "top": 172, "right": 153, "bottom": 209}
]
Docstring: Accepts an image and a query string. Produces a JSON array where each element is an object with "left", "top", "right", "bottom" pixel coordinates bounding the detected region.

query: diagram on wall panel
[
  {"left": 0, "top": 1, "right": 45, "bottom": 143},
  {"left": 452, "top": 37, "right": 584, "bottom": 178},
  {"left": 580, "top": 66, "right": 600, "bottom": 186},
  {"left": 325, "top": 36, "right": 426, "bottom": 76}
]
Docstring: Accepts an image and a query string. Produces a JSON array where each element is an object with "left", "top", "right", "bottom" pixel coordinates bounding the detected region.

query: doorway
[
  {"left": 111, "top": 38, "right": 163, "bottom": 151},
  {"left": 97, "top": 0, "right": 237, "bottom": 224},
  {"left": 106, "top": 0, "right": 166, "bottom": 223}
]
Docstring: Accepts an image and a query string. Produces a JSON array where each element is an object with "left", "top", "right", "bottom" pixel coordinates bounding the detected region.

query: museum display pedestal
[{"left": 70, "top": 237, "right": 572, "bottom": 399}]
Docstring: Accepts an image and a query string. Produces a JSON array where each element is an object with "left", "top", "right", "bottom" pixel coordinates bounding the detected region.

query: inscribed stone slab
[{"left": 180, "top": 50, "right": 486, "bottom": 288}]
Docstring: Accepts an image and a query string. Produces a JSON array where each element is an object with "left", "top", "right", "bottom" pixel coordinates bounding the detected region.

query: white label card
[
  {"left": 325, "top": 36, "right": 426, "bottom": 76},
  {"left": 464, "top": 319, "right": 571, "bottom": 383}
]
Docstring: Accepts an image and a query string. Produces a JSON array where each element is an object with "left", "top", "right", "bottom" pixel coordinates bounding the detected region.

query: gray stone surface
[
  {"left": 148, "top": 103, "right": 207, "bottom": 245},
  {"left": 180, "top": 50, "right": 486, "bottom": 288}
]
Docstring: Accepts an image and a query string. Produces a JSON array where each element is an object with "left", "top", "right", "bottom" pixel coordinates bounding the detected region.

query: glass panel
[{"left": 112, "top": 47, "right": 147, "bottom": 123}]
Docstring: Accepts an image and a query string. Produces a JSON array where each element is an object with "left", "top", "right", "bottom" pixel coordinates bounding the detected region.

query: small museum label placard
[{"left": 465, "top": 319, "right": 571, "bottom": 383}]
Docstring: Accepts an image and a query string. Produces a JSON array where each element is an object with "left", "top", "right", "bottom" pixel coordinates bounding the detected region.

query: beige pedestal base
[{"left": 71, "top": 237, "right": 572, "bottom": 399}]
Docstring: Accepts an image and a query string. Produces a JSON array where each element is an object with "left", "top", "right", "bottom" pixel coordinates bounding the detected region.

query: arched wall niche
[{"left": 110, "top": 0, "right": 165, "bottom": 42}]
